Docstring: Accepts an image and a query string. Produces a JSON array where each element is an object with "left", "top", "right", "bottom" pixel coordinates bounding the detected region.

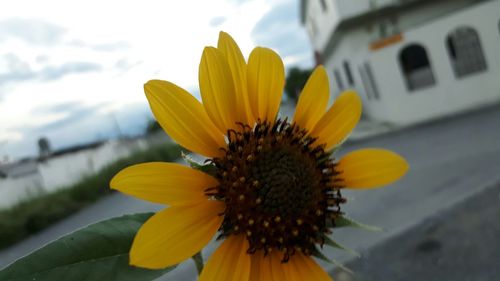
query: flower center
[
  {"left": 208, "top": 120, "right": 345, "bottom": 261},
  {"left": 251, "top": 146, "right": 321, "bottom": 218}
]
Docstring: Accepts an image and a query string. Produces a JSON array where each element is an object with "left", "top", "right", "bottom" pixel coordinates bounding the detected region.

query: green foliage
[
  {"left": 145, "top": 119, "right": 162, "bottom": 135},
  {"left": 322, "top": 234, "right": 360, "bottom": 257},
  {"left": 0, "top": 213, "right": 176, "bottom": 281},
  {"left": 181, "top": 152, "right": 216, "bottom": 175},
  {"left": 311, "top": 246, "right": 353, "bottom": 274},
  {"left": 284, "top": 67, "right": 313, "bottom": 103},
  {"left": 334, "top": 215, "right": 383, "bottom": 232},
  {"left": 0, "top": 143, "right": 182, "bottom": 250}
]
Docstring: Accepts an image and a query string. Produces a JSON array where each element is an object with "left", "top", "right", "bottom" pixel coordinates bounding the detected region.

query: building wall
[
  {"left": 366, "top": 0, "right": 500, "bottom": 124},
  {"left": 0, "top": 174, "right": 45, "bottom": 209},
  {"left": 38, "top": 140, "right": 146, "bottom": 190},
  {"left": 304, "top": 0, "right": 338, "bottom": 51},
  {"left": 304, "top": 0, "right": 420, "bottom": 52},
  {"left": 325, "top": 39, "right": 361, "bottom": 97},
  {"left": 0, "top": 160, "right": 38, "bottom": 178},
  {"left": 322, "top": 0, "right": 500, "bottom": 125},
  {"left": 324, "top": 27, "right": 383, "bottom": 104},
  {"left": 0, "top": 139, "right": 147, "bottom": 209}
]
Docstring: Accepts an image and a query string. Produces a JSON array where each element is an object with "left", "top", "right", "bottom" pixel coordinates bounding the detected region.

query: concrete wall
[
  {"left": 0, "top": 174, "right": 45, "bottom": 209},
  {"left": 38, "top": 140, "right": 146, "bottom": 190},
  {"left": 0, "top": 139, "right": 148, "bottom": 209}
]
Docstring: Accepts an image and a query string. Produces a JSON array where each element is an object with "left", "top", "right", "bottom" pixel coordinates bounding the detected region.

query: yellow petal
[
  {"left": 268, "top": 251, "right": 288, "bottom": 281},
  {"left": 130, "top": 201, "right": 224, "bottom": 269},
  {"left": 247, "top": 47, "right": 285, "bottom": 122},
  {"left": 110, "top": 162, "right": 218, "bottom": 206},
  {"left": 293, "top": 65, "right": 330, "bottom": 132},
  {"left": 249, "top": 251, "right": 289, "bottom": 281},
  {"left": 249, "top": 252, "right": 262, "bottom": 281},
  {"left": 337, "top": 148, "right": 409, "bottom": 189},
  {"left": 199, "top": 47, "right": 239, "bottom": 133},
  {"left": 285, "top": 253, "right": 332, "bottom": 281},
  {"left": 217, "top": 31, "right": 255, "bottom": 126},
  {"left": 200, "top": 235, "right": 251, "bottom": 281},
  {"left": 310, "top": 91, "right": 362, "bottom": 150},
  {"left": 144, "top": 80, "right": 225, "bottom": 158}
]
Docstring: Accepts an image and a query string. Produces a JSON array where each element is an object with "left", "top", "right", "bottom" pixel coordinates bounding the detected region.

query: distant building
[
  {"left": 301, "top": 0, "right": 500, "bottom": 125},
  {"left": 0, "top": 139, "right": 147, "bottom": 209}
]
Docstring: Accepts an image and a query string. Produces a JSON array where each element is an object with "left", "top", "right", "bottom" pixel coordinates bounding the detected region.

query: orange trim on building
[{"left": 369, "top": 34, "right": 404, "bottom": 51}]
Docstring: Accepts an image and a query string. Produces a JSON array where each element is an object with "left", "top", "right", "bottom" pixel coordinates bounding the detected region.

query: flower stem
[{"left": 192, "top": 251, "right": 204, "bottom": 275}]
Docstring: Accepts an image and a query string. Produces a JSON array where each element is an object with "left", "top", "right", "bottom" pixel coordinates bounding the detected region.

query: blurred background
[{"left": 1, "top": 0, "right": 499, "bottom": 280}]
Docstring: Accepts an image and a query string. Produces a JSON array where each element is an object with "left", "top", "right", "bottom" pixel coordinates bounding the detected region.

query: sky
[{"left": 0, "top": 0, "right": 314, "bottom": 160}]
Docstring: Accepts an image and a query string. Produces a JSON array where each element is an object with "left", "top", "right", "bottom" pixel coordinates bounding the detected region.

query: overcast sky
[{"left": 0, "top": 0, "right": 313, "bottom": 160}]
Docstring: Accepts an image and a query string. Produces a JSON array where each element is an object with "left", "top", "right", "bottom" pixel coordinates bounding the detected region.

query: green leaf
[
  {"left": 0, "top": 213, "right": 176, "bottom": 281},
  {"left": 330, "top": 259, "right": 354, "bottom": 275},
  {"left": 322, "top": 234, "right": 360, "bottom": 257},
  {"left": 335, "top": 215, "right": 383, "bottom": 232},
  {"left": 311, "top": 247, "right": 353, "bottom": 274},
  {"left": 191, "top": 251, "right": 204, "bottom": 275},
  {"left": 318, "top": 149, "right": 335, "bottom": 163},
  {"left": 311, "top": 247, "right": 331, "bottom": 263},
  {"left": 181, "top": 152, "right": 216, "bottom": 175}
]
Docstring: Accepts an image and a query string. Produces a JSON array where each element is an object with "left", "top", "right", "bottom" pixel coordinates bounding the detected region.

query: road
[
  {"left": 1, "top": 104, "right": 500, "bottom": 280},
  {"left": 334, "top": 182, "right": 500, "bottom": 281}
]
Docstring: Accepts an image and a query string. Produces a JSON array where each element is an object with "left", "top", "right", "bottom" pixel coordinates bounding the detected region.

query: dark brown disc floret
[{"left": 207, "top": 119, "right": 346, "bottom": 262}]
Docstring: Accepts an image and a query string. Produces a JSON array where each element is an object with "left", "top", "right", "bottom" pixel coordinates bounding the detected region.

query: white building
[{"left": 301, "top": 0, "right": 500, "bottom": 125}]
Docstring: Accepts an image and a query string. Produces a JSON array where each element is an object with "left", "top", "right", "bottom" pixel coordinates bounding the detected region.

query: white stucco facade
[{"left": 302, "top": 0, "right": 500, "bottom": 125}]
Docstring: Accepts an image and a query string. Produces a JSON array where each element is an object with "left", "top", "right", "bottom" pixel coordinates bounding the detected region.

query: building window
[
  {"left": 399, "top": 44, "right": 436, "bottom": 91},
  {"left": 365, "top": 62, "right": 380, "bottom": 100},
  {"left": 446, "top": 27, "right": 487, "bottom": 78},
  {"left": 333, "top": 69, "right": 344, "bottom": 91},
  {"left": 343, "top": 60, "right": 354, "bottom": 86},
  {"left": 320, "top": 0, "right": 327, "bottom": 12},
  {"left": 359, "top": 62, "right": 380, "bottom": 100}
]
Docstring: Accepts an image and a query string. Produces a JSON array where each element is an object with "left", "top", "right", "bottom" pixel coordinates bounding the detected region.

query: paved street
[
  {"left": 321, "top": 104, "right": 500, "bottom": 266},
  {"left": 333, "top": 182, "right": 500, "bottom": 281},
  {"left": 1, "top": 104, "right": 500, "bottom": 280}
]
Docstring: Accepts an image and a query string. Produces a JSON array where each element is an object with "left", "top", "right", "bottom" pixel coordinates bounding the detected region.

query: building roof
[{"left": 50, "top": 140, "right": 105, "bottom": 157}]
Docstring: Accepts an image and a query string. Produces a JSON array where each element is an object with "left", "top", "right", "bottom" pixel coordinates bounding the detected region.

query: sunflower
[{"left": 111, "top": 31, "right": 408, "bottom": 280}]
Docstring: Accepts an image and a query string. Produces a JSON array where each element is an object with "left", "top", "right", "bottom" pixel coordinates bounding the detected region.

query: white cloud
[{"left": 0, "top": 0, "right": 312, "bottom": 159}]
